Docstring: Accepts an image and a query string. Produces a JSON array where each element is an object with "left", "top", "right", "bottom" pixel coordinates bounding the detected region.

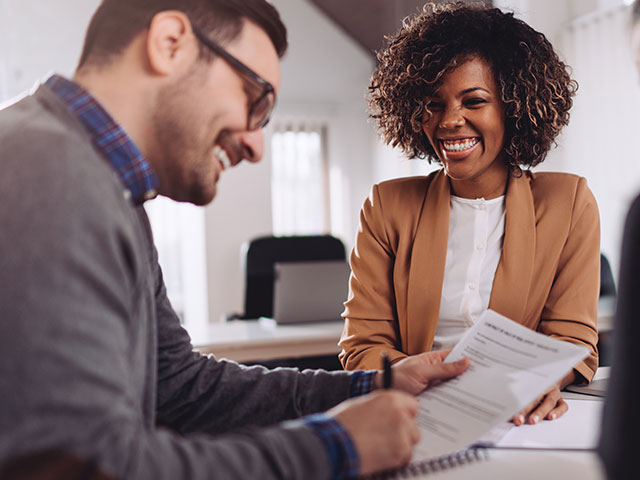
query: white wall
[{"left": 0, "top": 0, "right": 100, "bottom": 98}]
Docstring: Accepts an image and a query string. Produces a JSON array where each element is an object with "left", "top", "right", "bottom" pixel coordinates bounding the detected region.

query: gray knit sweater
[{"left": 0, "top": 85, "right": 355, "bottom": 479}]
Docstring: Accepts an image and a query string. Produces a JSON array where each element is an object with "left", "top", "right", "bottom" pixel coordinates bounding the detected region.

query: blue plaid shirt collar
[{"left": 45, "top": 74, "right": 158, "bottom": 206}]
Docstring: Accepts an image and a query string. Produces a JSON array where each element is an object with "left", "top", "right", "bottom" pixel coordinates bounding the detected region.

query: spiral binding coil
[{"left": 368, "top": 447, "right": 488, "bottom": 479}]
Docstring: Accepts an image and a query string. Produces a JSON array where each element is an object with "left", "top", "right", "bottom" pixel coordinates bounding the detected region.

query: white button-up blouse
[{"left": 433, "top": 195, "right": 506, "bottom": 350}]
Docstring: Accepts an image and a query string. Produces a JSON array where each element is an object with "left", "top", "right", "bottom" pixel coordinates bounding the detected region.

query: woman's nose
[{"left": 438, "top": 108, "right": 465, "bottom": 129}]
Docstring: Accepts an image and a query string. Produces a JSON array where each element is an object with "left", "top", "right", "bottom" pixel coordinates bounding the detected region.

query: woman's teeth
[
  {"left": 442, "top": 138, "right": 480, "bottom": 152},
  {"left": 213, "top": 145, "right": 231, "bottom": 169}
]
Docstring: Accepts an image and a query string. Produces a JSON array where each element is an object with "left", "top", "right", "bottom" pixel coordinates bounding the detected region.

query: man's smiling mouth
[{"left": 213, "top": 145, "right": 231, "bottom": 170}]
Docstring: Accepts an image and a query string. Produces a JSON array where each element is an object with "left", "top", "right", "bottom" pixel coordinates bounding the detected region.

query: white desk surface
[
  {"left": 192, "top": 300, "right": 615, "bottom": 363},
  {"left": 193, "top": 300, "right": 615, "bottom": 364},
  {"left": 192, "top": 318, "right": 344, "bottom": 363}
]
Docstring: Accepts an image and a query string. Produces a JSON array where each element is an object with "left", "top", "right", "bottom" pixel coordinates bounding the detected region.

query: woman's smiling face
[{"left": 422, "top": 56, "right": 508, "bottom": 197}]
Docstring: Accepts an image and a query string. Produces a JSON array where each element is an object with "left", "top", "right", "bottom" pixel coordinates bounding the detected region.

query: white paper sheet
[
  {"left": 494, "top": 398, "right": 603, "bottom": 449},
  {"left": 413, "top": 310, "right": 589, "bottom": 461}
]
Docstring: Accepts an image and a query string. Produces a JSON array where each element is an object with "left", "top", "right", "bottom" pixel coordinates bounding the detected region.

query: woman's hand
[{"left": 512, "top": 370, "right": 576, "bottom": 425}]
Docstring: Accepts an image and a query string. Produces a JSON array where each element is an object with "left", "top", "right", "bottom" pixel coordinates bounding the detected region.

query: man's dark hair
[
  {"left": 634, "top": 0, "right": 640, "bottom": 22},
  {"left": 78, "top": 0, "right": 287, "bottom": 68}
]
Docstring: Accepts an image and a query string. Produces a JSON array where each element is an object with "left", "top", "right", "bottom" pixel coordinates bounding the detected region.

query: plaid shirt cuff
[
  {"left": 349, "top": 370, "right": 377, "bottom": 397},
  {"left": 304, "top": 413, "right": 359, "bottom": 479}
]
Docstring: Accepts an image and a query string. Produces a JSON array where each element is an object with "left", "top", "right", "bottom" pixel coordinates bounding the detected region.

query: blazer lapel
[
  {"left": 405, "top": 170, "right": 451, "bottom": 354},
  {"left": 488, "top": 172, "right": 536, "bottom": 323}
]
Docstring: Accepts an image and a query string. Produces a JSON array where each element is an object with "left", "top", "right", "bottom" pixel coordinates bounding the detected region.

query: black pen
[{"left": 381, "top": 351, "right": 392, "bottom": 389}]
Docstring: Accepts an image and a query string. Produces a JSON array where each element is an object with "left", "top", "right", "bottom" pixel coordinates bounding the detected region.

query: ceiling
[{"left": 308, "top": 0, "right": 492, "bottom": 56}]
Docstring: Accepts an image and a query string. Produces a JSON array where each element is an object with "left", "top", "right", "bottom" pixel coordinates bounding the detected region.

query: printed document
[{"left": 413, "top": 310, "right": 589, "bottom": 460}]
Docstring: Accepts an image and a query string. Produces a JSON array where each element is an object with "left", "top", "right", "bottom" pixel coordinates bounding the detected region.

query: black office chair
[
  {"left": 600, "top": 253, "right": 616, "bottom": 298},
  {"left": 597, "top": 253, "right": 616, "bottom": 367},
  {"left": 230, "top": 235, "right": 347, "bottom": 321}
]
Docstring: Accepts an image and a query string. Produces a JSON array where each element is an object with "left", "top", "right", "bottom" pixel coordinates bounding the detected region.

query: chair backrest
[
  {"left": 240, "top": 235, "right": 347, "bottom": 319},
  {"left": 600, "top": 253, "right": 616, "bottom": 297}
]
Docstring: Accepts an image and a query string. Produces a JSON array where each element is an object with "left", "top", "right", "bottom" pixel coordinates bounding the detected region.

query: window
[
  {"left": 270, "top": 121, "right": 330, "bottom": 235},
  {"left": 145, "top": 197, "right": 209, "bottom": 337}
]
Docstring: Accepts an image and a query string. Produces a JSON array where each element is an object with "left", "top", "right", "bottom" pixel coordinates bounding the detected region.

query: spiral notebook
[
  {"left": 369, "top": 449, "right": 602, "bottom": 480},
  {"left": 367, "top": 448, "right": 488, "bottom": 479}
]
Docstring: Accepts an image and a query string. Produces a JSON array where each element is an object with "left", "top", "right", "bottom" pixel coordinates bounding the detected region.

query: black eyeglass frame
[{"left": 192, "top": 27, "right": 276, "bottom": 130}]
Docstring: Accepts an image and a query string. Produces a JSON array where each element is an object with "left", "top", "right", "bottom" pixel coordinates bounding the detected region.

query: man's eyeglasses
[{"left": 192, "top": 27, "right": 276, "bottom": 131}]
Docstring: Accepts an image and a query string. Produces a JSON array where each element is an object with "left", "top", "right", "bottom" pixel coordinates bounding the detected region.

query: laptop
[{"left": 272, "top": 260, "right": 350, "bottom": 324}]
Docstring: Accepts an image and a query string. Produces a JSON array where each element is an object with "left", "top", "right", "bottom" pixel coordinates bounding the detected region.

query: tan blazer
[{"left": 339, "top": 169, "right": 600, "bottom": 382}]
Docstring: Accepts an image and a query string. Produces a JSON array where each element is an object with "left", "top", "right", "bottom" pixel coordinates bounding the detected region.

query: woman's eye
[
  {"left": 426, "top": 102, "right": 444, "bottom": 111},
  {"left": 465, "top": 98, "right": 487, "bottom": 107}
]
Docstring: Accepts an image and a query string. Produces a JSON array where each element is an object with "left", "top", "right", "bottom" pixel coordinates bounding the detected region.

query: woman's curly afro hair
[{"left": 369, "top": 2, "right": 578, "bottom": 169}]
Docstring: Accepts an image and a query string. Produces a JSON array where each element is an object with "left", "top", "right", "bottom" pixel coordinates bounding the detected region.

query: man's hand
[
  {"left": 328, "top": 350, "right": 469, "bottom": 475},
  {"left": 373, "top": 350, "right": 469, "bottom": 395},
  {"left": 512, "top": 370, "right": 576, "bottom": 425},
  {"left": 328, "top": 390, "right": 420, "bottom": 475}
]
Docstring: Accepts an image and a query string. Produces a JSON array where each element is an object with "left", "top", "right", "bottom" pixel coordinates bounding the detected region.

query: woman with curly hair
[{"left": 339, "top": 3, "right": 600, "bottom": 426}]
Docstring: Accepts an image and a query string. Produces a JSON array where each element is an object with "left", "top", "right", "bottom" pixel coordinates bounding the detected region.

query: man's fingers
[
  {"left": 330, "top": 389, "right": 424, "bottom": 475},
  {"left": 424, "top": 349, "right": 452, "bottom": 363},
  {"left": 409, "top": 421, "right": 421, "bottom": 445},
  {"left": 383, "top": 390, "right": 420, "bottom": 416},
  {"left": 410, "top": 349, "right": 453, "bottom": 366},
  {"left": 422, "top": 357, "right": 469, "bottom": 381}
]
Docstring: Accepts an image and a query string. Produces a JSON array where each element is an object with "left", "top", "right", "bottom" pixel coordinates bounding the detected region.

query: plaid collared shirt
[
  {"left": 45, "top": 74, "right": 158, "bottom": 205},
  {"left": 45, "top": 73, "right": 374, "bottom": 480}
]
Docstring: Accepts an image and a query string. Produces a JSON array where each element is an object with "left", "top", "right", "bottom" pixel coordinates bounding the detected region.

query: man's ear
[{"left": 146, "top": 11, "right": 196, "bottom": 76}]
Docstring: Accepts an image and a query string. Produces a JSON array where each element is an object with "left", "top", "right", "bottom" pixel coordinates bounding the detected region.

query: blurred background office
[{"left": 1, "top": 0, "right": 637, "bottom": 338}]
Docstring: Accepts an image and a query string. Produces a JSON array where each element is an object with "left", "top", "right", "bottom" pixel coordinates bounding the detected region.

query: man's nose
[{"left": 237, "top": 129, "right": 264, "bottom": 163}]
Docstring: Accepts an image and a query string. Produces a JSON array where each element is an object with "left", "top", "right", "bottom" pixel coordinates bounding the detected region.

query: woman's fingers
[
  {"left": 513, "top": 395, "right": 543, "bottom": 426},
  {"left": 512, "top": 386, "right": 567, "bottom": 426},
  {"left": 545, "top": 397, "right": 569, "bottom": 421},
  {"left": 526, "top": 389, "right": 561, "bottom": 424}
]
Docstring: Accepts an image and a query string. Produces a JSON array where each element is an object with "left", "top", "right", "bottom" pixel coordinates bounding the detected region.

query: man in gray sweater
[{"left": 0, "top": 0, "right": 468, "bottom": 478}]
